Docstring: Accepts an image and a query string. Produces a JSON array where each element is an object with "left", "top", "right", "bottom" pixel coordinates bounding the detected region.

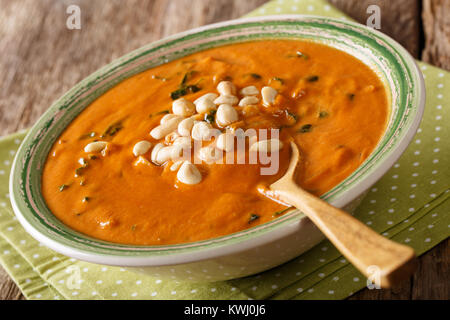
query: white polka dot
[
  {"left": 437, "top": 94, "right": 443, "bottom": 99},
  {"left": 296, "top": 271, "right": 302, "bottom": 276},
  {"left": 409, "top": 227, "right": 415, "bottom": 231},
  {"left": 382, "top": 232, "right": 389, "bottom": 236},
  {"left": 307, "top": 288, "right": 314, "bottom": 293},
  {"left": 370, "top": 199, "right": 376, "bottom": 204},
  {"left": 111, "top": 292, "right": 117, "bottom": 297},
  {"left": 72, "top": 291, "right": 79, "bottom": 296},
  {"left": 297, "top": 288, "right": 303, "bottom": 293},
  {"left": 33, "top": 254, "right": 39, "bottom": 259},
  {"left": 101, "top": 267, "right": 108, "bottom": 272},
  {"left": 394, "top": 163, "right": 400, "bottom": 168},
  {"left": 392, "top": 174, "right": 399, "bottom": 179},
  {"left": 435, "top": 127, "right": 441, "bottom": 132},
  {"left": 318, "top": 273, "right": 325, "bottom": 278},
  {"left": 321, "top": 246, "right": 328, "bottom": 251},
  {"left": 328, "top": 290, "right": 334, "bottom": 294},
  {"left": 387, "top": 221, "right": 393, "bottom": 225},
  {"left": 433, "top": 159, "right": 439, "bottom": 164},
  {"left": 428, "top": 224, "right": 434, "bottom": 229},
  {"left": 430, "top": 180, "right": 436, "bottom": 184},
  {"left": 211, "top": 288, "right": 217, "bottom": 292},
  {"left": 3, "top": 250, "right": 10, "bottom": 255},
  {"left": 391, "top": 186, "right": 398, "bottom": 190},
  {"left": 412, "top": 162, "right": 419, "bottom": 167},
  {"left": 131, "top": 292, "right": 138, "bottom": 297},
  {"left": 366, "top": 221, "right": 372, "bottom": 225},
  {"left": 324, "top": 4, "right": 331, "bottom": 11},
  {"left": 190, "top": 289, "right": 197, "bottom": 294},
  {"left": 271, "top": 284, "right": 278, "bottom": 289},
  {"left": 409, "top": 194, "right": 415, "bottom": 199},
  {"left": 275, "top": 7, "right": 282, "bottom": 12},
  {"left": 436, "top": 105, "right": 442, "bottom": 110},
  {"left": 388, "top": 208, "right": 394, "bottom": 213},
  {"left": 369, "top": 210, "right": 375, "bottom": 215},
  {"left": 340, "top": 259, "right": 347, "bottom": 263},
  {"left": 35, "top": 294, "right": 42, "bottom": 298},
  {"left": 333, "top": 276, "right": 339, "bottom": 281},
  {"left": 0, "top": 170, "right": 4, "bottom": 175},
  {"left": 414, "top": 150, "right": 420, "bottom": 155},
  {"left": 307, "top": 5, "right": 315, "bottom": 11},
  {"left": 353, "top": 277, "right": 360, "bottom": 282},
  {"left": 14, "top": 264, "right": 20, "bottom": 268},
  {"left": 425, "top": 238, "right": 431, "bottom": 243},
  {"left": 155, "top": 279, "right": 162, "bottom": 284},
  {"left": 411, "top": 184, "right": 417, "bottom": 188},
  {"left": 116, "top": 280, "right": 122, "bottom": 284},
  {"left": 319, "top": 258, "right": 326, "bottom": 263},
  {"left": 371, "top": 187, "right": 377, "bottom": 192},
  {"left": 390, "top": 198, "right": 397, "bottom": 202},
  {"left": 404, "top": 238, "right": 411, "bottom": 243},
  {"left": 7, "top": 227, "right": 13, "bottom": 231},
  {"left": 151, "top": 292, "right": 157, "bottom": 296},
  {"left": 171, "top": 291, "right": 177, "bottom": 295},
  {"left": 438, "top": 72, "right": 444, "bottom": 77},
  {"left": 96, "top": 280, "right": 103, "bottom": 284},
  {"left": 435, "top": 115, "right": 442, "bottom": 120}
]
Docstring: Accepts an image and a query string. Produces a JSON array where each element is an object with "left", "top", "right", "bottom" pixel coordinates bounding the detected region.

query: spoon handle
[{"left": 274, "top": 184, "right": 417, "bottom": 288}]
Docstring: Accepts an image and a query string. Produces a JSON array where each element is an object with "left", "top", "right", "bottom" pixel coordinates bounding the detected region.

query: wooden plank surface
[{"left": 0, "top": 0, "right": 448, "bottom": 300}]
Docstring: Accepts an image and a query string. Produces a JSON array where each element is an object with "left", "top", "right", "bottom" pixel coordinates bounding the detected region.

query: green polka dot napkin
[{"left": 1, "top": 0, "right": 449, "bottom": 300}]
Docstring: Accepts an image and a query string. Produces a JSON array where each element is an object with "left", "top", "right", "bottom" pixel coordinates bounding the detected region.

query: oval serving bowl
[{"left": 10, "top": 15, "right": 424, "bottom": 282}]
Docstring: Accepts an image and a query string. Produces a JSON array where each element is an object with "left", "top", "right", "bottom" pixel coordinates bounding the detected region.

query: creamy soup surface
[{"left": 42, "top": 40, "right": 388, "bottom": 245}]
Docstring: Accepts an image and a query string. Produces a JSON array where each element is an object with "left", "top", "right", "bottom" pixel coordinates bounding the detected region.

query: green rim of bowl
[{"left": 10, "top": 15, "right": 424, "bottom": 259}]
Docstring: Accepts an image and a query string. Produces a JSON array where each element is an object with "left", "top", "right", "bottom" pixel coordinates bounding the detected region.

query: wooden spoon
[{"left": 270, "top": 141, "right": 417, "bottom": 288}]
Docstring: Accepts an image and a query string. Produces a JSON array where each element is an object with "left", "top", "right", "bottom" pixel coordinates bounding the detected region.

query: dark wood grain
[
  {"left": 0, "top": 0, "right": 448, "bottom": 300},
  {"left": 422, "top": 0, "right": 450, "bottom": 70},
  {"left": 328, "top": 0, "right": 421, "bottom": 58}
]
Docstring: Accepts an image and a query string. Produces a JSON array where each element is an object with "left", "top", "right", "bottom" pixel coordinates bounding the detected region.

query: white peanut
[
  {"left": 240, "top": 85, "right": 259, "bottom": 96},
  {"left": 238, "top": 96, "right": 259, "bottom": 107},
  {"left": 173, "top": 136, "right": 192, "bottom": 148},
  {"left": 177, "top": 161, "right": 202, "bottom": 185},
  {"left": 249, "top": 139, "right": 283, "bottom": 152},
  {"left": 160, "top": 113, "right": 182, "bottom": 124},
  {"left": 195, "top": 98, "right": 217, "bottom": 114},
  {"left": 261, "top": 86, "right": 278, "bottom": 106},
  {"left": 216, "top": 104, "right": 238, "bottom": 127},
  {"left": 150, "top": 143, "right": 164, "bottom": 163},
  {"left": 133, "top": 140, "right": 152, "bottom": 157},
  {"left": 155, "top": 145, "right": 183, "bottom": 164},
  {"left": 214, "top": 95, "right": 238, "bottom": 106},
  {"left": 194, "top": 93, "right": 218, "bottom": 105},
  {"left": 191, "top": 121, "right": 213, "bottom": 141},
  {"left": 217, "top": 81, "right": 236, "bottom": 95},
  {"left": 170, "top": 160, "right": 184, "bottom": 172},
  {"left": 199, "top": 145, "right": 223, "bottom": 164},
  {"left": 216, "top": 133, "right": 235, "bottom": 152},
  {"left": 178, "top": 117, "right": 195, "bottom": 136},
  {"left": 172, "top": 98, "right": 196, "bottom": 116},
  {"left": 84, "top": 141, "right": 107, "bottom": 153},
  {"left": 150, "top": 117, "right": 183, "bottom": 140}
]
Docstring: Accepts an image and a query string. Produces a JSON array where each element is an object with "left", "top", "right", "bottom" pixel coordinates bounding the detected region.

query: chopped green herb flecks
[
  {"left": 248, "top": 213, "right": 260, "bottom": 224},
  {"left": 180, "top": 70, "right": 197, "bottom": 86},
  {"left": 204, "top": 110, "right": 216, "bottom": 124},
  {"left": 150, "top": 109, "right": 169, "bottom": 118},
  {"left": 88, "top": 154, "right": 98, "bottom": 160},
  {"left": 131, "top": 225, "right": 137, "bottom": 231},
  {"left": 270, "top": 77, "right": 284, "bottom": 85},
  {"left": 296, "top": 51, "right": 309, "bottom": 59},
  {"left": 79, "top": 132, "right": 96, "bottom": 140},
  {"left": 298, "top": 124, "right": 312, "bottom": 133},
  {"left": 59, "top": 184, "right": 69, "bottom": 192},
  {"left": 319, "top": 111, "right": 329, "bottom": 118},
  {"left": 101, "top": 120, "right": 124, "bottom": 138},
  {"left": 273, "top": 207, "right": 292, "bottom": 217},
  {"left": 306, "top": 75, "right": 319, "bottom": 82},
  {"left": 75, "top": 167, "right": 85, "bottom": 177},
  {"left": 170, "top": 84, "right": 201, "bottom": 100},
  {"left": 288, "top": 111, "right": 298, "bottom": 122},
  {"left": 347, "top": 93, "right": 355, "bottom": 101},
  {"left": 249, "top": 73, "right": 262, "bottom": 80},
  {"left": 82, "top": 197, "right": 90, "bottom": 203}
]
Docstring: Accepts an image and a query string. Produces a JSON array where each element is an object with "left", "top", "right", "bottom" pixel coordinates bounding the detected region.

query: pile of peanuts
[{"left": 83, "top": 81, "right": 283, "bottom": 185}]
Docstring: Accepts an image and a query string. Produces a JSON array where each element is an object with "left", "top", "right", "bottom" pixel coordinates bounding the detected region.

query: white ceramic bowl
[{"left": 10, "top": 15, "right": 425, "bottom": 281}]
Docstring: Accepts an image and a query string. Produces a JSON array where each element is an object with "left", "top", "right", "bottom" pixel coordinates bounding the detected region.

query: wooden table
[{"left": 0, "top": 0, "right": 448, "bottom": 300}]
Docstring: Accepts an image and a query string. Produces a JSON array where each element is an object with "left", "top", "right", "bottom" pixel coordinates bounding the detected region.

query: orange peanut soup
[{"left": 42, "top": 40, "right": 388, "bottom": 245}]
